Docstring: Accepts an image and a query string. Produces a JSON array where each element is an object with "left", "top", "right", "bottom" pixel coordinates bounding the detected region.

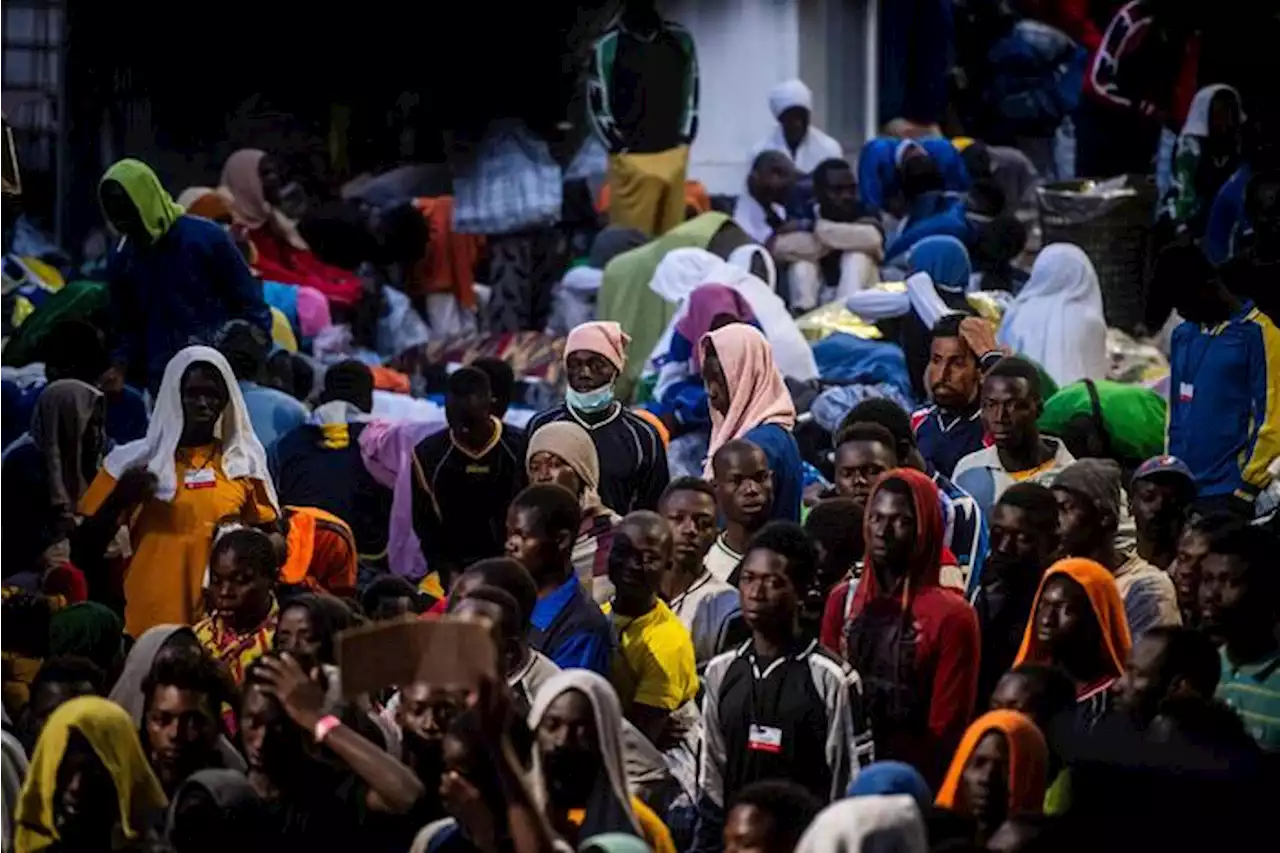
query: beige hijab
[
  {"left": 27, "top": 379, "right": 104, "bottom": 526},
  {"left": 219, "top": 148, "right": 308, "bottom": 250},
  {"left": 526, "top": 421, "right": 616, "bottom": 519}
]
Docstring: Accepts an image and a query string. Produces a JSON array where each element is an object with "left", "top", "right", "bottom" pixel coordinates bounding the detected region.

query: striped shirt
[{"left": 1217, "top": 647, "right": 1280, "bottom": 752}]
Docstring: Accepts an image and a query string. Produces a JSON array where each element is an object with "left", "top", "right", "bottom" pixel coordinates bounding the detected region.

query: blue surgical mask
[{"left": 565, "top": 383, "right": 616, "bottom": 413}]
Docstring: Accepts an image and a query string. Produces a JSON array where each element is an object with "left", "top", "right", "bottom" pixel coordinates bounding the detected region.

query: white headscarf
[
  {"left": 102, "top": 345, "right": 278, "bottom": 506},
  {"left": 795, "top": 795, "right": 928, "bottom": 853},
  {"left": 528, "top": 669, "right": 642, "bottom": 837},
  {"left": 754, "top": 79, "right": 845, "bottom": 173},
  {"left": 997, "top": 243, "right": 1108, "bottom": 387},
  {"left": 769, "top": 79, "right": 814, "bottom": 118},
  {"left": 1180, "top": 84, "right": 1244, "bottom": 138},
  {"left": 647, "top": 248, "right": 818, "bottom": 384}
]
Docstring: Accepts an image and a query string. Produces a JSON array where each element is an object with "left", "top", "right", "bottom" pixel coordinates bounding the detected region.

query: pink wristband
[{"left": 313, "top": 714, "right": 342, "bottom": 744}]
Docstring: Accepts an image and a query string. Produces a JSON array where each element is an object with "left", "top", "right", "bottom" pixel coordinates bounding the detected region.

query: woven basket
[{"left": 1036, "top": 175, "right": 1157, "bottom": 333}]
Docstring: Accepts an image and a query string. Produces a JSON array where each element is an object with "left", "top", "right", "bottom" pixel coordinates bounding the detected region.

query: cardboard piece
[{"left": 335, "top": 616, "right": 497, "bottom": 699}]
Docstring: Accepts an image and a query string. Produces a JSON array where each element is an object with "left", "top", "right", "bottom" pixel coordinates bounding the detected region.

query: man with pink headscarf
[
  {"left": 700, "top": 324, "right": 803, "bottom": 521},
  {"left": 527, "top": 321, "right": 670, "bottom": 513}
]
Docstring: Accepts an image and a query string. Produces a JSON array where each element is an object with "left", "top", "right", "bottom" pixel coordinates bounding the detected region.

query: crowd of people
[{"left": 2, "top": 2, "right": 1279, "bottom": 853}]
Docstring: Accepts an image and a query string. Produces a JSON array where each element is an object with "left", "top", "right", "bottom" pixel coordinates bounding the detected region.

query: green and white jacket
[{"left": 587, "top": 17, "right": 699, "bottom": 154}]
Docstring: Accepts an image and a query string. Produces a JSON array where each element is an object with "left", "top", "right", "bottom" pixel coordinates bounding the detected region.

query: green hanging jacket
[{"left": 586, "top": 18, "right": 699, "bottom": 154}]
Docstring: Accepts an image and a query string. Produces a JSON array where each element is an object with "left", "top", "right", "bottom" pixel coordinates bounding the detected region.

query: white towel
[{"left": 102, "top": 345, "right": 277, "bottom": 507}]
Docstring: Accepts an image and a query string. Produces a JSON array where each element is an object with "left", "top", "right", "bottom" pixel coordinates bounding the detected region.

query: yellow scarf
[
  {"left": 15, "top": 696, "right": 167, "bottom": 851},
  {"left": 99, "top": 159, "right": 185, "bottom": 243}
]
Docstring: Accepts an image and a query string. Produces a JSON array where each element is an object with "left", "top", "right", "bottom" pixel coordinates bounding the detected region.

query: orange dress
[{"left": 79, "top": 445, "right": 277, "bottom": 638}]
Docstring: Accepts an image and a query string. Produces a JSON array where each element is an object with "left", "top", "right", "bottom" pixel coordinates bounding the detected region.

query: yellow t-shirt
[
  {"left": 79, "top": 445, "right": 277, "bottom": 638},
  {"left": 608, "top": 599, "right": 698, "bottom": 712}
]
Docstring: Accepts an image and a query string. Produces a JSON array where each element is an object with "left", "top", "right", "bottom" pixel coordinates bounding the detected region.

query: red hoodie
[{"left": 828, "top": 468, "right": 980, "bottom": 784}]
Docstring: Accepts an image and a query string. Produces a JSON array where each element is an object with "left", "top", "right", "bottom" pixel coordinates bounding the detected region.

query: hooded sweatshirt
[
  {"left": 935, "top": 710, "right": 1048, "bottom": 817},
  {"left": 1014, "top": 558, "right": 1133, "bottom": 731},
  {"left": 101, "top": 159, "right": 271, "bottom": 392},
  {"left": 527, "top": 670, "right": 676, "bottom": 853},
  {"left": 794, "top": 794, "right": 928, "bottom": 853},
  {"left": 840, "top": 469, "right": 980, "bottom": 784}
]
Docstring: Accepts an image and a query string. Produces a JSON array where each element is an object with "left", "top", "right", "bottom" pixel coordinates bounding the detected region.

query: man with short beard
[
  {"left": 971, "top": 483, "right": 1061, "bottom": 708},
  {"left": 912, "top": 314, "right": 1005, "bottom": 478}
]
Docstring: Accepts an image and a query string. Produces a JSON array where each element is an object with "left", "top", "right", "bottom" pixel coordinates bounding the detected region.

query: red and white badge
[
  {"left": 1178, "top": 382, "right": 1194, "bottom": 403},
  {"left": 747, "top": 724, "right": 783, "bottom": 754},
  {"left": 183, "top": 468, "right": 217, "bottom": 490}
]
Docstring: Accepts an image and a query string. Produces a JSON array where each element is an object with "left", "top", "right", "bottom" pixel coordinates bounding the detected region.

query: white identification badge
[
  {"left": 183, "top": 468, "right": 217, "bottom": 490},
  {"left": 747, "top": 724, "right": 783, "bottom": 754},
  {"left": 1178, "top": 382, "right": 1194, "bottom": 403}
]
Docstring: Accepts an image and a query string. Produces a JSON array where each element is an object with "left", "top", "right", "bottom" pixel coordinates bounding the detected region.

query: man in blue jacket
[
  {"left": 99, "top": 159, "right": 270, "bottom": 393},
  {"left": 1164, "top": 244, "right": 1280, "bottom": 518}
]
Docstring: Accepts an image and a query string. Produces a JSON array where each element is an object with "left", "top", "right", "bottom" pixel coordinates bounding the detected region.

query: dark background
[{"left": 56, "top": 1, "right": 619, "bottom": 247}]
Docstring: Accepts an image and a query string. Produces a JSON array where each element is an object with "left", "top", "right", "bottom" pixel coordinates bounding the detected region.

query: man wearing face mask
[{"left": 527, "top": 321, "right": 669, "bottom": 514}]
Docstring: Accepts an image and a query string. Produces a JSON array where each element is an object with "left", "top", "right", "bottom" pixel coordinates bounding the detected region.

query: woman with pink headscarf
[
  {"left": 652, "top": 284, "right": 759, "bottom": 435},
  {"left": 526, "top": 321, "right": 670, "bottom": 513},
  {"left": 700, "top": 324, "right": 802, "bottom": 521},
  {"left": 219, "top": 149, "right": 362, "bottom": 307}
]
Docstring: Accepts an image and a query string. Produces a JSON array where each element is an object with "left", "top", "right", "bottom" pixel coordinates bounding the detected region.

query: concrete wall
[{"left": 666, "top": 0, "right": 878, "bottom": 195}]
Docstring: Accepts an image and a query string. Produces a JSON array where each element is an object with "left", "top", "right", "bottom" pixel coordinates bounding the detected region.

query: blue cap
[{"left": 1132, "top": 455, "right": 1196, "bottom": 490}]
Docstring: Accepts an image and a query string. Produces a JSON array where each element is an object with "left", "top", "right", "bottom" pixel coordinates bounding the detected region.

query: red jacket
[
  {"left": 1084, "top": 0, "right": 1200, "bottom": 126},
  {"left": 835, "top": 470, "right": 980, "bottom": 784}
]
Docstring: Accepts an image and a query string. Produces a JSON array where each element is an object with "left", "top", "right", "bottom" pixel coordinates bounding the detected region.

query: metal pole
[
  {"left": 54, "top": 1, "right": 69, "bottom": 248},
  {"left": 863, "top": 0, "right": 879, "bottom": 144}
]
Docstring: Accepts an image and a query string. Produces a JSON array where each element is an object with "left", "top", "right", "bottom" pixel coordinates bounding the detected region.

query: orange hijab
[
  {"left": 1012, "top": 558, "right": 1132, "bottom": 680},
  {"left": 701, "top": 324, "right": 796, "bottom": 475},
  {"left": 935, "top": 709, "right": 1048, "bottom": 816}
]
